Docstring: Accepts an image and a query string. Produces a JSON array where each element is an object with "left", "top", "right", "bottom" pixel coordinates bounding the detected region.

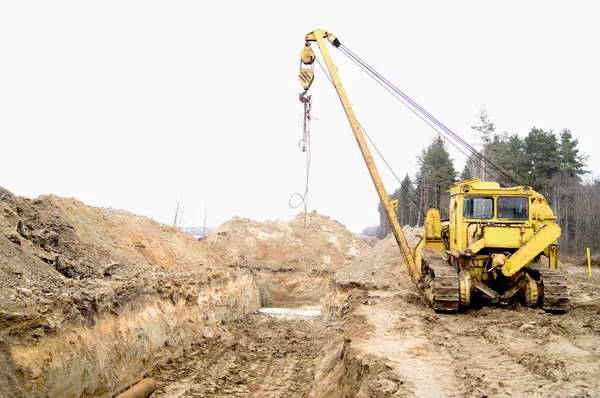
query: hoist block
[
  {"left": 300, "top": 42, "right": 315, "bottom": 65},
  {"left": 298, "top": 68, "right": 314, "bottom": 90}
]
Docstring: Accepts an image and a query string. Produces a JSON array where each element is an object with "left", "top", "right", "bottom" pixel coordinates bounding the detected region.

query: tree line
[{"left": 375, "top": 106, "right": 594, "bottom": 255}]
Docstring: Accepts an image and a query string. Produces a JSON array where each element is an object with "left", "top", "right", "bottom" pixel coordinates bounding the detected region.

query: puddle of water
[
  {"left": 258, "top": 308, "right": 292, "bottom": 315},
  {"left": 257, "top": 307, "right": 321, "bottom": 317},
  {"left": 295, "top": 309, "right": 321, "bottom": 317}
]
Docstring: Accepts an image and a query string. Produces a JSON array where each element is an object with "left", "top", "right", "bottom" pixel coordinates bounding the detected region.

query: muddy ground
[
  {"left": 1, "top": 187, "right": 600, "bottom": 397},
  {"left": 152, "top": 314, "right": 326, "bottom": 397},
  {"left": 331, "top": 270, "right": 600, "bottom": 397},
  {"left": 322, "top": 234, "right": 600, "bottom": 397},
  {"left": 157, "top": 227, "right": 600, "bottom": 398}
]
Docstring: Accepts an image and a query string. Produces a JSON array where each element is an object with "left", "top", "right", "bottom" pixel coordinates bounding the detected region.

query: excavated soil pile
[
  {"left": 0, "top": 187, "right": 228, "bottom": 330},
  {"left": 334, "top": 226, "right": 423, "bottom": 290},
  {"left": 0, "top": 187, "right": 256, "bottom": 397},
  {"left": 204, "top": 210, "right": 369, "bottom": 272}
]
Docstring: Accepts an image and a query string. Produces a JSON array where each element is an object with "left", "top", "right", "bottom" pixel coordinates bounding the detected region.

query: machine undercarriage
[{"left": 421, "top": 256, "right": 569, "bottom": 313}]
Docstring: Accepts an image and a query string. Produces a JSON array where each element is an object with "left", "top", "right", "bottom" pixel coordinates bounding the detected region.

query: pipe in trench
[{"left": 115, "top": 378, "right": 157, "bottom": 398}]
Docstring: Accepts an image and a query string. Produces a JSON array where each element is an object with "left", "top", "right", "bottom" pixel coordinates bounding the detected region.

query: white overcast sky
[{"left": 1, "top": 1, "right": 598, "bottom": 233}]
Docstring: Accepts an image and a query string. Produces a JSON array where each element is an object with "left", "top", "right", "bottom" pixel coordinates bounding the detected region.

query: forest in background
[{"left": 372, "top": 106, "right": 595, "bottom": 255}]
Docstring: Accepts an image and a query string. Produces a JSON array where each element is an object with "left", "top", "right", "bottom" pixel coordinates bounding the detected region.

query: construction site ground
[{"left": 1, "top": 188, "right": 599, "bottom": 397}]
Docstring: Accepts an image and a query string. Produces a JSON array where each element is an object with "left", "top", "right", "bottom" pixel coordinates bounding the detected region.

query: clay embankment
[
  {"left": 149, "top": 211, "right": 370, "bottom": 397},
  {"left": 1, "top": 189, "right": 369, "bottom": 397},
  {"left": 0, "top": 188, "right": 260, "bottom": 397},
  {"left": 203, "top": 211, "right": 369, "bottom": 308}
]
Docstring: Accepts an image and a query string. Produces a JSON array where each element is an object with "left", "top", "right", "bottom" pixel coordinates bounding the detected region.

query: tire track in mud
[
  {"left": 151, "top": 315, "right": 325, "bottom": 397},
  {"left": 410, "top": 309, "right": 546, "bottom": 397},
  {"left": 348, "top": 288, "right": 600, "bottom": 397},
  {"left": 398, "top": 290, "right": 600, "bottom": 397},
  {"left": 353, "top": 291, "right": 456, "bottom": 397}
]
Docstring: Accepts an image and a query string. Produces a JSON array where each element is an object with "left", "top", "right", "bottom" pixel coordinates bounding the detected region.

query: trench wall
[
  {"left": 309, "top": 286, "right": 394, "bottom": 398},
  {"left": 6, "top": 272, "right": 261, "bottom": 398}
]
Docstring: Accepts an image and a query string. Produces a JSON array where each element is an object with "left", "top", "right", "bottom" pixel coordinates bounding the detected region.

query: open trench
[
  {"left": 3, "top": 267, "right": 347, "bottom": 398},
  {"left": 149, "top": 270, "right": 332, "bottom": 398},
  {"left": 6, "top": 259, "right": 600, "bottom": 397},
  {"left": 151, "top": 310, "right": 325, "bottom": 397},
  {"left": 144, "top": 270, "right": 418, "bottom": 398},
  {"left": 0, "top": 193, "right": 381, "bottom": 398}
]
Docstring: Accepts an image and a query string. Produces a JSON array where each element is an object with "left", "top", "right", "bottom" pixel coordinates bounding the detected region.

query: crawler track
[
  {"left": 423, "top": 256, "right": 460, "bottom": 312},
  {"left": 526, "top": 263, "right": 569, "bottom": 312}
]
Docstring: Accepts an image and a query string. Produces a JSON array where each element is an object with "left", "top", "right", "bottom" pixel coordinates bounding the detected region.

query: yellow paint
[
  {"left": 587, "top": 247, "right": 592, "bottom": 277},
  {"left": 501, "top": 224, "right": 561, "bottom": 277}
]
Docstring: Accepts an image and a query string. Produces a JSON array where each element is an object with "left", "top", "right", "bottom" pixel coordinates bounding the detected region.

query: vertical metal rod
[{"left": 587, "top": 247, "right": 592, "bottom": 278}]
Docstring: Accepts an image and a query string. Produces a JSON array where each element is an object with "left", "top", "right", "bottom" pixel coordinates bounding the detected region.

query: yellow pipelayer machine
[{"left": 299, "top": 29, "right": 569, "bottom": 312}]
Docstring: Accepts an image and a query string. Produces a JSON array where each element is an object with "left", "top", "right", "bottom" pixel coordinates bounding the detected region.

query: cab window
[
  {"left": 498, "top": 196, "right": 528, "bottom": 220},
  {"left": 463, "top": 196, "right": 493, "bottom": 219}
]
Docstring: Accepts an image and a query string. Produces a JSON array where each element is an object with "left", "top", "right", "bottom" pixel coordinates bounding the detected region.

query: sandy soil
[
  {"left": 340, "top": 277, "right": 600, "bottom": 397},
  {"left": 334, "top": 226, "right": 422, "bottom": 290},
  {"left": 0, "top": 187, "right": 238, "bottom": 397},
  {"left": 204, "top": 210, "right": 369, "bottom": 272},
  {"left": 323, "top": 254, "right": 600, "bottom": 397},
  {"left": 2, "top": 186, "right": 600, "bottom": 398},
  {"left": 0, "top": 188, "right": 230, "bottom": 330},
  {"left": 152, "top": 314, "right": 326, "bottom": 397}
]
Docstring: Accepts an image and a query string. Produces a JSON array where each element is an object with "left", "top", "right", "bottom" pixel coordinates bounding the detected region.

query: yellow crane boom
[
  {"left": 303, "top": 29, "right": 421, "bottom": 284},
  {"left": 298, "top": 29, "right": 568, "bottom": 313}
]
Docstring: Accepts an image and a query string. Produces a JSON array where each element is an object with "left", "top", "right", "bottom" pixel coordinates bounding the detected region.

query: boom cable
[
  {"left": 337, "top": 44, "right": 520, "bottom": 187},
  {"left": 315, "top": 57, "right": 425, "bottom": 216},
  {"left": 336, "top": 48, "right": 506, "bottom": 186}
]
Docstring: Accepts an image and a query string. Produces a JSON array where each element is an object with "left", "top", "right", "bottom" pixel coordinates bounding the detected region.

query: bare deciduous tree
[{"left": 173, "top": 199, "right": 184, "bottom": 228}]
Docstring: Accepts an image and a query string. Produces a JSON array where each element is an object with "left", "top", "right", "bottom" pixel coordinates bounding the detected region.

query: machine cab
[{"left": 448, "top": 179, "right": 537, "bottom": 253}]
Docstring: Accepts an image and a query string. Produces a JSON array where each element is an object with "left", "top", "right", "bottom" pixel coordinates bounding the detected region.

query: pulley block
[{"left": 300, "top": 42, "right": 315, "bottom": 65}]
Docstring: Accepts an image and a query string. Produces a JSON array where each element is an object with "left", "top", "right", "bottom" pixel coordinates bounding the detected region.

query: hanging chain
[{"left": 299, "top": 92, "right": 312, "bottom": 152}]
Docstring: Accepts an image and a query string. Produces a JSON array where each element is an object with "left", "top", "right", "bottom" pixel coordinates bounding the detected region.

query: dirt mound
[
  {"left": 334, "top": 226, "right": 423, "bottom": 290},
  {"left": 1, "top": 189, "right": 230, "bottom": 323},
  {"left": 17, "top": 193, "right": 225, "bottom": 275},
  {"left": 359, "top": 236, "right": 380, "bottom": 247},
  {"left": 204, "top": 211, "right": 369, "bottom": 272},
  {"left": 0, "top": 187, "right": 263, "bottom": 396}
]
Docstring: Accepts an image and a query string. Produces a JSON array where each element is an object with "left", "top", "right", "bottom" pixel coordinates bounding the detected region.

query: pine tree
[
  {"left": 483, "top": 133, "right": 527, "bottom": 185},
  {"left": 548, "top": 129, "right": 587, "bottom": 252},
  {"left": 503, "top": 134, "right": 528, "bottom": 183},
  {"left": 523, "top": 127, "right": 560, "bottom": 191},
  {"left": 460, "top": 153, "right": 480, "bottom": 181},
  {"left": 558, "top": 128, "right": 587, "bottom": 177},
  {"left": 416, "top": 136, "right": 457, "bottom": 219},
  {"left": 396, "top": 174, "right": 419, "bottom": 226},
  {"left": 376, "top": 174, "right": 419, "bottom": 237}
]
